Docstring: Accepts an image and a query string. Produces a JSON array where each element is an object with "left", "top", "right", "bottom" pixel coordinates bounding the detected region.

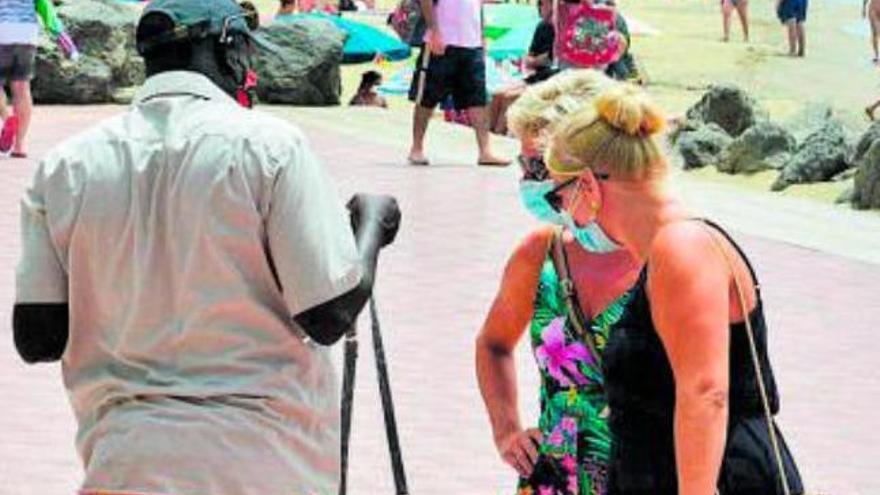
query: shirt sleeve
[
  {"left": 16, "top": 168, "right": 68, "bottom": 304},
  {"left": 529, "top": 21, "right": 555, "bottom": 58},
  {"left": 265, "top": 138, "right": 363, "bottom": 317}
]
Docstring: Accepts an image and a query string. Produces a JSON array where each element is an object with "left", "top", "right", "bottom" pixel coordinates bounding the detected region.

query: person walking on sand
[
  {"left": 0, "top": 0, "right": 40, "bottom": 158},
  {"left": 776, "top": 0, "right": 807, "bottom": 56},
  {"left": 721, "top": 0, "right": 749, "bottom": 42},
  {"left": 865, "top": 0, "right": 880, "bottom": 63}
]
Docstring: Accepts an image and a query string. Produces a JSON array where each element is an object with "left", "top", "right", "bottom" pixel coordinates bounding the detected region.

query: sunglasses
[
  {"left": 517, "top": 154, "right": 550, "bottom": 181},
  {"left": 543, "top": 172, "right": 610, "bottom": 213}
]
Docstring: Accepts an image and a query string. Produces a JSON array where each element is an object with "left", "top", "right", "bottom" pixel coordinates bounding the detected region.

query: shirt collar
[{"left": 134, "top": 70, "right": 236, "bottom": 106}]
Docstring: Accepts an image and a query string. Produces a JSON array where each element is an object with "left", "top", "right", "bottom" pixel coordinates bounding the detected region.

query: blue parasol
[{"left": 275, "top": 12, "right": 411, "bottom": 64}]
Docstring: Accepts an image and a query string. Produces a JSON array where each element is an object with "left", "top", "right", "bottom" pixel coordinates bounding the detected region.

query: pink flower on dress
[
  {"left": 568, "top": 474, "right": 579, "bottom": 494},
  {"left": 538, "top": 486, "right": 555, "bottom": 495},
  {"left": 560, "top": 416, "right": 578, "bottom": 435},
  {"left": 535, "top": 317, "right": 592, "bottom": 387},
  {"left": 562, "top": 454, "right": 578, "bottom": 474},
  {"left": 548, "top": 427, "right": 565, "bottom": 446}
]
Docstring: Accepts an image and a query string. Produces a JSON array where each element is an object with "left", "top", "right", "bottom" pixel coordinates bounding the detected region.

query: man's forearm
[
  {"left": 421, "top": 0, "right": 436, "bottom": 30},
  {"left": 13, "top": 303, "right": 69, "bottom": 363}
]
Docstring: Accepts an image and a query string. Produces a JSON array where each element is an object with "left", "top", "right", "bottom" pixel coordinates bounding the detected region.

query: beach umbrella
[
  {"left": 379, "top": 60, "right": 522, "bottom": 96},
  {"left": 483, "top": 3, "right": 539, "bottom": 40},
  {"left": 275, "top": 13, "right": 411, "bottom": 63},
  {"left": 488, "top": 18, "right": 540, "bottom": 60}
]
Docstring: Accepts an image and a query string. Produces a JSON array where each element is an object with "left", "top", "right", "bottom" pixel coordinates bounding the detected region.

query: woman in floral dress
[{"left": 475, "top": 70, "right": 642, "bottom": 495}]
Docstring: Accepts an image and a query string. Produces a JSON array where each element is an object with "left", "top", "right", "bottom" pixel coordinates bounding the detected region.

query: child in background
[
  {"left": 36, "top": 0, "right": 80, "bottom": 61},
  {"left": 349, "top": 70, "right": 388, "bottom": 108},
  {"left": 865, "top": 0, "right": 880, "bottom": 64}
]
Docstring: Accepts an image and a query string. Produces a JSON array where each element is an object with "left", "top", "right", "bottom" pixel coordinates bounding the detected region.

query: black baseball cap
[{"left": 136, "top": 0, "right": 278, "bottom": 55}]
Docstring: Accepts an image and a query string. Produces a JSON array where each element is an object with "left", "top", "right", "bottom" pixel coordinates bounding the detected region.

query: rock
[
  {"left": 32, "top": 38, "right": 113, "bottom": 103},
  {"left": 33, "top": 0, "right": 143, "bottom": 103},
  {"left": 836, "top": 183, "right": 855, "bottom": 205},
  {"left": 675, "top": 123, "right": 732, "bottom": 170},
  {"left": 718, "top": 122, "right": 796, "bottom": 174},
  {"left": 252, "top": 20, "right": 345, "bottom": 106},
  {"left": 772, "top": 121, "right": 851, "bottom": 191},
  {"left": 783, "top": 103, "right": 835, "bottom": 145},
  {"left": 685, "top": 84, "right": 765, "bottom": 137},
  {"left": 853, "top": 140, "right": 880, "bottom": 209},
  {"left": 852, "top": 120, "right": 880, "bottom": 165}
]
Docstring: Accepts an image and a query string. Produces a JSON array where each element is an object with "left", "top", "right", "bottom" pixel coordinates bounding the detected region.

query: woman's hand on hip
[{"left": 496, "top": 428, "right": 543, "bottom": 478}]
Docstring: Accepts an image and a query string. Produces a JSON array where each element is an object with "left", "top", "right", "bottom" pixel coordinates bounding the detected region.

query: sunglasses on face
[
  {"left": 517, "top": 154, "right": 550, "bottom": 181},
  {"left": 544, "top": 177, "right": 578, "bottom": 213},
  {"left": 543, "top": 171, "right": 611, "bottom": 213}
]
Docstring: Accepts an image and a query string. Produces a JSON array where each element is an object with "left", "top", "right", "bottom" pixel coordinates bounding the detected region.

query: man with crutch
[{"left": 13, "top": 1, "right": 399, "bottom": 494}]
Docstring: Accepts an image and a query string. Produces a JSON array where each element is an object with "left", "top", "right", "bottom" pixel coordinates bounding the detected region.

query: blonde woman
[
  {"left": 543, "top": 84, "right": 803, "bottom": 495},
  {"left": 476, "top": 70, "right": 643, "bottom": 495}
]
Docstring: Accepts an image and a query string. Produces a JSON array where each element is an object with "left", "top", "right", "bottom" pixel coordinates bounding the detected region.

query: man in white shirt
[
  {"left": 13, "top": 1, "right": 400, "bottom": 494},
  {"left": 0, "top": 0, "right": 39, "bottom": 157},
  {"left": 407, "top": 0, "right": 510, "bottom": 167}
]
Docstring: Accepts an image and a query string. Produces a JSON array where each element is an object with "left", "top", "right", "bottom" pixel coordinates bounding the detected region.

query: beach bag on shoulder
[
  {"left": 553, "top": 0, "right": 624, "bottom": 68},
  {"left": 388, "top": 0, "right": 429, "bottom": 46}
]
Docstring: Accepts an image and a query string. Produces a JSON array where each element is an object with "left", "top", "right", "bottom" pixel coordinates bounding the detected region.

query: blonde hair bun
[{"left": 594, "top": 84, "right": 665, "bottom": 137}]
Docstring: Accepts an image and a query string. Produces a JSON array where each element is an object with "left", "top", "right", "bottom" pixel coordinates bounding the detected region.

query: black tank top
[{"left": 602, "top": 220, "right": 802, "bottom": 495}]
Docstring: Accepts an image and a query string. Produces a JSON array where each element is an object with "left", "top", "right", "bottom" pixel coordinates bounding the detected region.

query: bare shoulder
[
  {"left": 508, "top": 226, "right": 555, "bottom": 269},
  {"left": 648, "top": 220, "right": 725, "bottom": 282}
]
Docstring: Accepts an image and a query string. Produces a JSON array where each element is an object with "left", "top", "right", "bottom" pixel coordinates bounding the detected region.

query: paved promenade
[{"left": 1, "top": 104, "right": 878, "bottom": 495}]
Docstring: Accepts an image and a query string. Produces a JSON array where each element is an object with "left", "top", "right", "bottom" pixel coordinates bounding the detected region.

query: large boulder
[
  {"left": 718, "top": 122, "right": 795, "bottom": 174},
  {"left": 675, "top": 123, "right": 732, "bottom": 170},
  {"left": 253, "top": 19, "right": 345, "bottom": 106},
  {"left": 853, "top": 140, "right": 880, "bottom": 209},
  {"left": 782, "top": 103, "right": 835, "bottom": 145},
  {"left": 771, "top": 121, "right": 851, "bottom": 191},
  {"left": 851, "top": 120, "right": 880, "bottom": 165},
  {"left": 32, "top": 39, "right": 113, "bottom": 103},
  {"left": 685, "top": 84, "right": 765, "bottom": 137},
  {"left": 32, "top": 0, "right": 143, "bottom": 103}
]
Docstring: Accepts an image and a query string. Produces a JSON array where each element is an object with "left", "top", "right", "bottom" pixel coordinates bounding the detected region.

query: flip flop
[
  {"left": 10, "top": 151, "right": 27, "bottom": 159},
  {"left": 0, "top": 115, "right": 18, "bottom": 153},
  {"left": 407, "top": 156, "right": 430, "bottom": 166},
  {"left": 478, "top": 158, "right": 511, "bottom": 167}
]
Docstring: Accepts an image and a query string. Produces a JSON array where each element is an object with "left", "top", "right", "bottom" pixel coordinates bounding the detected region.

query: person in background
[
  {"left": 864, "top": 0, "right": 880, "bottom": 63},
  {"left": 350, "top": 70, "right": 388, "bottom": 108},
  {"left": 720, "top": 0, "right": 749, "bottom": 42},
  {"left": 523, "top": 0, "right": 557, "bottom": 85},
  {"left": 407, "top": 0, "right": 510, "bottom": 166},
  {"left": 0, "top": 0, "right": 40, "bottom": 158},
  {"left": 277, "top": 0, "right": 298, "bottom": 18},
  {"left": 777, "top": 0, "right": 807, "bottom": 56}
]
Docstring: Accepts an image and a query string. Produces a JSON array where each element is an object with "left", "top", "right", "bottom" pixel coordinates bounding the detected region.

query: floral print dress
[{"left": 516, "top": 255, "right": 631, "bottom": 495}]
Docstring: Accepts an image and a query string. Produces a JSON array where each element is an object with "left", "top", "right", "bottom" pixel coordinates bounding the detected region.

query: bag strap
[
  {"left": 701, "top": 223, "right": 792, "bottom": 495},
  {"left": 549, "top": 227, "right": 603, "bottom": 367},
  {"left": 339, "top": 298, "right": 410, "bottom": 495}
]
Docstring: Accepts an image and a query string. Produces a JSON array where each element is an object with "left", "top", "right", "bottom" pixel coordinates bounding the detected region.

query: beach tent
[
  {"left": 275, "top": 13, "right": 411, "bottom": 63},
  {"left": 483, "top": 3, "right": 539, "bottom": 40},
  {"left": 488, "top": 19, "right": 540, "bottom": 61}
]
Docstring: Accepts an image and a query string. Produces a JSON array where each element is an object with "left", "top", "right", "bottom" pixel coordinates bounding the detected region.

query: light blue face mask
[{"left": 518, "top": 179, "right": 622, "bottom": 254}]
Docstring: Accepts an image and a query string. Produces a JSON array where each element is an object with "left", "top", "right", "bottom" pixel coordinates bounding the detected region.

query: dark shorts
[
  {"left": 408, "top": 46, "right": 488, "bottom": 110},
  {"left": 777, "top": 0, "right": 807, "bottom": 23},
  {"left": 0, "top": 44, "right": 37, "bottom": 82}
]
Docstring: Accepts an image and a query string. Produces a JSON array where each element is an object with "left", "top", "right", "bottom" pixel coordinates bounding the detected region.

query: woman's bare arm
[
  {"left": 475, "top": 227, "right": 550, "bottom": 477},
  {"left": 648, "top": 222, "right": 731, "bottom": 495}
]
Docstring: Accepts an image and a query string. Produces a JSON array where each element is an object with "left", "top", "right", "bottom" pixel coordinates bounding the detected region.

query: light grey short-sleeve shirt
[{"left": 15, "top": 71, "right": 362, "bottom": 495}]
